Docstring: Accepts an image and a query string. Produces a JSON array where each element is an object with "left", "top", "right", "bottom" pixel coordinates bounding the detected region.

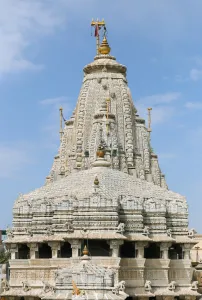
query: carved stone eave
[{"left": 126, "top": 234, "right": 151, "bottom": 242}]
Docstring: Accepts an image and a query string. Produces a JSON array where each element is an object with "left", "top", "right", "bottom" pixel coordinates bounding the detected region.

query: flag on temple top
[{"left": 94, "top": 24, "right": 99, "bottom": 37}]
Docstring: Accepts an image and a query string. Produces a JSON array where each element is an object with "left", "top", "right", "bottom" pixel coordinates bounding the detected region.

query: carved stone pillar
[
  {"left": 136, "top": 242, "right": 148, "bottom": 258},
  {"left": 70, "top": 240, "right": 80, "bottom": 257},
  {"left": 9, "top": 244, "right": 18, "bottom": 259},
  {"left": 162, "top": 296, "right": 175, "bottom": 300},
  {"left": 27, "top": 243, "right": 38, "bottom": 259},
  {"left": 160, "top": 243, "right": 171, "bottom": 259},
  {"left": 185, "top": 296, "right": 196, "bottom": 300},
  {"left": 109, "top": 240, "right": 123, "bottom": 257},
  {"left": 48, "top": 242, "right": 60, "bottom": 258},
  {"left": 183, "top": 244, "right": 191, "bottom": 260}
]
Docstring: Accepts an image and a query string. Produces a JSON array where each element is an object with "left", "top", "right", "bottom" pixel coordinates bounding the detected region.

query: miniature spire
[
  {"left": 106, "top": 97, "right": 111, "bottom": 134},
  {"left": 59, "top": 107, "right": 63, "bottom": 142},
  {"left": 82, "top": 245, "right": 89, "bottom": 256},
  {"left": 147, "top": 107, "right": 152, "bottom": 143},
  {"left": 91, "top": 18, "right": 106, "bottom": 55}
]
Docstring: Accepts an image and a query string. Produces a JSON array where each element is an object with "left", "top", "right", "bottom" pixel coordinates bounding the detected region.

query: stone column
[
  {"left": 70, "top": 240, "right": 80, "bottom": 258},
  {"left": 183, "top": 244, "right": 191, "bottom": 260},
  {"left": 9, "top": 244, "right": 18, "bottom": 259},
  {"left": 28, "top": 243, "right": 38, "bottom": 259},
  {"left": 48, "top": 242, "right": 60, "bottom": 258},
  {"left": 162, "top": 297, "right": 175, "bottom": 300},
  {"left": 160, "top": 243, "right": 171, "bottom": 259},
  {"left": 185, "top": 296, "right": 196, "bottom": 300},
  {"left": 136, "top": 242, "right": 148, "bottom": 258},
  {"left": 109, "top": 240, "right": 123, "bottom": 257}
]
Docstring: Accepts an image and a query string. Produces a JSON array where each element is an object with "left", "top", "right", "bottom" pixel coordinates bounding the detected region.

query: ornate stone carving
[
  {"left": 1, "top": 278, "right": 10, "bottom": 291},
  {"left": 112, "top": 281, "right": 125, "bottom": 295},
  {"left": 191, "top": 281, "right": 198, "bottom": 291},
  {"left": 144, "top": 280, "right": 152, "bottom": 292},
  {"left": 168, "top": 281, "right": 177, "bottom": 291},
  {"left": 22, "top": 281, "right": 31, "bottom": 292},
  {"left": 42, "top": 281, "right": 56, "bottom": 293},
  {"left": 116, "top": 223, "right": 125, "bottom": 234}
]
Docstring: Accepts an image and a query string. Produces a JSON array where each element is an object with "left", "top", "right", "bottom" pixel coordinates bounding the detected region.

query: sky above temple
[{"left": 0, "top": 0, "right": 202, "bottom": 231}]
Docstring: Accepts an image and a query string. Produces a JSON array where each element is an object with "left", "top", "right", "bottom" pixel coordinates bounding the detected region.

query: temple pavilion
[{"left": 0, "top": 21, "right": 199, "bottom": 300}]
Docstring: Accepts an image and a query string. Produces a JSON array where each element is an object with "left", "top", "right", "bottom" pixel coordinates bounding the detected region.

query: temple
[{"left": 1, "top": 21, "right": 199, "bottom": 300}]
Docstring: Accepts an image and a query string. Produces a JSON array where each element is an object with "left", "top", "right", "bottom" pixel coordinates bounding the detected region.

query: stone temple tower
[{"left": 1, "top": 23, "right": 199, "bottom": 300}]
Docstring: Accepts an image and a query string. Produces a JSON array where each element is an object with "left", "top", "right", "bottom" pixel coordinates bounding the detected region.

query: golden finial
[
  {"left": 94, "top": 175, "right": 99, "bottom": 186},
  {"left": 99, "top": 36, "right": 111, "bottom": 55},
  {"left": 82, "top": 245, "right": 89, "bottom": 256},
  {"left": 96, "top": 144, "right": 105, "bottom": 158}
]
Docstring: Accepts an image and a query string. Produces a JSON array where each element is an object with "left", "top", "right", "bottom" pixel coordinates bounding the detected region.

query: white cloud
[
  {"left": 135, "top": 92, "right": 181, "bottom": 124},
  {"left": 190, "top": 69, "right": 202, "bottom": 81},
  {"left": 136, "top": 92, "right": 181, "bottom": 105},
  {"left": 0, "top": 0, "right": 67, "bottom": 76},
  {"left": 185, "top": 102, "right": 202, "bottom": 109},
  {"left": 40, "top": 97, "right": 67, "bottom": 106}
]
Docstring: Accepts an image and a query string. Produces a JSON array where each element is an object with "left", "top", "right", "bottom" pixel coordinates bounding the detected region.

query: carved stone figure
[
  {"left": 42, "top": 281, "right": 56, "bottom": 293},
  {"left": 168, "top": 281, "right": 177, "bottom": 291},
  {"left": 116, "top": 223, "right": 125, "bottom": 234},
  {"left": 191, "top": 281, "right": 198, "bottom": 291},
  {"left": 145, "top": 280, "right": 152, "bottom": 292},
  {"left": 6, "top": 227, "right": 14, "bottom": 239},
  {"left": 65, "top": 221, "right": 74, "bottom": 233},
  {"left": 22, "top": 281, "right": 31, "bottom": 292},
  {"left": 167, "top": 229, "right": 172, "bottom": 237},
  {"left": 1, "top": 278, "right": 10, "bottom": 292},
  {"left": 112, "top": 281, "right": 125, "bottom": 295},
  {"left": 143, "top": 226, "right": 150, "bottom": 236},
  {"left": 188, "top": 228, "right": 196, "bottom": 238}
]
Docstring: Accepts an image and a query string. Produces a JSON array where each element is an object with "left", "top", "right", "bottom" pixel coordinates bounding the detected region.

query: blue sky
[{"left": 0, "top": 0, "right": 202, "bottom": 232}]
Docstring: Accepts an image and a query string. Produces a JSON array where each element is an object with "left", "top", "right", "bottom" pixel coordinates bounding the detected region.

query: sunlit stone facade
[{"left": 1, "top": 32, "right": 199, "bottom": 300}]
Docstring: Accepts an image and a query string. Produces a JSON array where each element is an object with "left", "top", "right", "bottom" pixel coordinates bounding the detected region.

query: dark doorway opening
[
  {"left": 38, "top": 243, "right": 52, "bottom": 259},
  {"left": 60, "top": 242, "right": 72, "bottom": 258},
  {"left": 120, "top": 241, "right": 136, "bottom": 258},
  {"left": 144, "top": 243, "right": 160, "bottom": 259},
  {"left": 169, "top": 244, "right": 183, "bottom": 259},
  {"left": 18, "top": 244, "right": 30, "bottom": 259}
]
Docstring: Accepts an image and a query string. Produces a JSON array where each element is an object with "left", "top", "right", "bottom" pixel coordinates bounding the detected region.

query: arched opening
[
  {"left": 81, "top": 240, "right": 111, "bottom": 256},
  {"left": 120, "top": 241, "right": 136, "bottom": 258},
  {"left": 60, "top": 242, "right": 72, "bottom": 258},
  {"left": 38, "top": 243, "right": 52, "bottom": 259},
  {"left": 18, "top": 244, "right": 30, "bottom": 259},
  {"left": 168, "top": 244, "right": 183, "bottom": 259},
  {"left": 144, "top": 243, "right": 160, "bottom": 259}
]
